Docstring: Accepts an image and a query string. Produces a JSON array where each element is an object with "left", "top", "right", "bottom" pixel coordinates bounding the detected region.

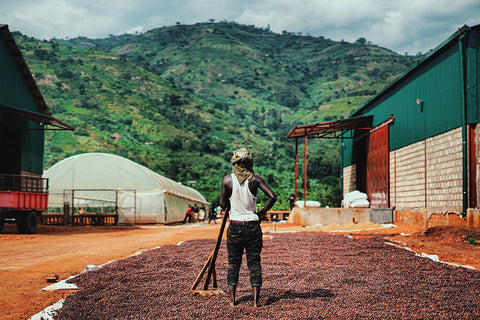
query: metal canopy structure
[
  {"left": 0, "top": 104, "right": 74, "bottom": 130},
  {"left": 286, "top": 115, "right": 373, "bottom": 139},
  {"left": 286, "top": 115, "right": 373, "bottom": 206}
]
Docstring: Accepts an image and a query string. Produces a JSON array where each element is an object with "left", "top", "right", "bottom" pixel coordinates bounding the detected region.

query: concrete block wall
[
  {"left": 390, "top": 140, "right": 426, "bottom": 209},
  {"left": 288, "top": 206, "right": 370, "bottom": 226},
  {"left": 391, "top": 127, "right": 463, "bottom": 212},
  {"left": 343, "top": 164, "right": 356, "bottom": 196},
  {"left": 425, "top": 127, "right": 463, "bottom": 211}
]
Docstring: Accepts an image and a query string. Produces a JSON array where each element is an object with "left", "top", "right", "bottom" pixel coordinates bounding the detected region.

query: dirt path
[
  {"left": 1, "top": 221, "right": 480, "bottom": 319},
  {"left": 0, "top": 223, "right": 223, "bottom": 320}
]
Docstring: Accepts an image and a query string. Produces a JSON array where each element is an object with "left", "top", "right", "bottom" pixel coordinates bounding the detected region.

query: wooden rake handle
[{"left": 191, "top": 208, "right": 229, "bottom": 292}]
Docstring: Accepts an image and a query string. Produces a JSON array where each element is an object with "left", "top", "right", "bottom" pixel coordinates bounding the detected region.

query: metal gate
[
  {"left": 367, "top": 125, "right": 389, "bottom": 208},
  {"left": 61, "top": 189, "right": 136, "bottom": 225}
]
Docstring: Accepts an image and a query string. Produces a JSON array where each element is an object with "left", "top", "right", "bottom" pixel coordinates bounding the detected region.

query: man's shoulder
[
  {"left": 222, "top": 174, "right": 233, "bottom": 187},
  {"left": 251, "top": 174, "right": 266, "bottom": 182}
]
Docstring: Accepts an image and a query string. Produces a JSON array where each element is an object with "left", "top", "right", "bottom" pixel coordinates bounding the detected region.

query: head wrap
[{"left": 231, "top": 148, "right": 254, "bottom": 184}]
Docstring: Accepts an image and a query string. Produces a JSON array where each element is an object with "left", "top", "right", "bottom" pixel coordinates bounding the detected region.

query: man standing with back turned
[{"left": 220, "top": 148, "right": 277, "bottom": 307}]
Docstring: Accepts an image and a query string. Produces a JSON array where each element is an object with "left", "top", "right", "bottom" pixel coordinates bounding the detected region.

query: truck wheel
[
  {"left": 0, "top": 218, "right": 4, "bottom": 233},
  {"left": 17, "top": 211, "right": 38, "bottom": 234}
]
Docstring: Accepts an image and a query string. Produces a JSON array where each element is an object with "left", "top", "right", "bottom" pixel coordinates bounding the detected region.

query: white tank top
[{"left": 229, "top": 173, "right": 258, "bottom": 221}]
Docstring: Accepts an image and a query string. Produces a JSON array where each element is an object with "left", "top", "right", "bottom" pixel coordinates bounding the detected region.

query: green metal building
[
  {"left": 340, "top": 24, "right": 480, "bottom": 215},
  {"left": 0, "top": 24, "right": 72, "bottom": 233},
  {"left": 287, "top": 23, "right": 480, "bottom": 226}
]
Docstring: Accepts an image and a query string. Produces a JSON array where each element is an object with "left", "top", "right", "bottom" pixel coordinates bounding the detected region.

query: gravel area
[{"left": 54, "top": 232, "right": 480, "bottom": 319}]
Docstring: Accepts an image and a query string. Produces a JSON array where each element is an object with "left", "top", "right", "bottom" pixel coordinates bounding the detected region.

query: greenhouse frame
[{"left": 44, "top": 153, "right": 208, "bottom": 224}]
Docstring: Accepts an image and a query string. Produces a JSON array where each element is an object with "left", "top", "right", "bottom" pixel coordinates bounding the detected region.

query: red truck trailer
[{"left": 0, "top": 175, "right": 49, "bottom": 233}]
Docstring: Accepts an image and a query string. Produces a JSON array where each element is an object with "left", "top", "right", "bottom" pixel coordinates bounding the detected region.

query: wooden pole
[
  {"left": 190, "top": 208, "right": 229, "bottom": 293},
  {"left": 203, "top": 208, "right": 228, "bottom": 290},
  {"left": 190, "top": 252, "right": 213, "bottom": 291}
]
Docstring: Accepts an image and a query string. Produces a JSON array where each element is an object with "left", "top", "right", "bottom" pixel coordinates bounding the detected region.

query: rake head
[{"left": 191, "top": 289, "right": 225, "bottom": 296}]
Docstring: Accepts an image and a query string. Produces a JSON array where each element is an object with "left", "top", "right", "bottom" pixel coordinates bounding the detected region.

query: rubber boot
[
  {"left": 228, "top": 285, "right": 236, "bottom": 306},
  {"left": 253, "top": 286, "right": 260, "bottom": 307}
]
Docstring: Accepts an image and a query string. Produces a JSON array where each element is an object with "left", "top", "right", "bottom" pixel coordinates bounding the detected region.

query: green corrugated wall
[
  {"left": 1, "top": 31, "right": 45, "bottom": 174},
  {"left": 342, "top": 26, "right": 479, "bottom": 169},
  {"left": 467, "top": 28, "right": 480, "bottom": 123},
  {"left": 0, "top": 39, "right": 40, "bottom": 112}
]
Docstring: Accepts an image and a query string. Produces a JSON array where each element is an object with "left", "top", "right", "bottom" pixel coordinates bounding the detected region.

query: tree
[
  {"left": 355, "top": 37, "right": 367, "bottom": 45},
  {"left": 164, "top": 137, "right": 182, "bottom": 151},
  {"left": 34, "top": 49, "right": 48, "bottom": 59}
]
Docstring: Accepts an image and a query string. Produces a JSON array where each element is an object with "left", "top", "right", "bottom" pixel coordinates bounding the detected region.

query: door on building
[
  {"left": 366, "top": 125, "right": 389, "bottom": 208},
  {"left": 0, "top": 110, "right": 22, "bottom": 175}
]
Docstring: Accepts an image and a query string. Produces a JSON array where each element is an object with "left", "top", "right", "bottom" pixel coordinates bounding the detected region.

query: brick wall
[
  {"left": 425, "top": 127, "right": 463, "bottom": 211},
  {"left": 390, "top": 127, "right": 463, "bottom": 212},
  {"left": 343, "top": 164, "right": 356, "bottom": 196},
  {"left": 390, "top": 140, "right": 426, "bottom": 209},
  {"left": 344, "top": 127, "right": 464, "bottom": 213}
]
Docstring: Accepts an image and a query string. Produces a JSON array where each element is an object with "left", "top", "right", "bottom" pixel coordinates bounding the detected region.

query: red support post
[
  {"left": 469, "top": 124, "right": 477, "bottom": 208},
  {"left": 295, "top": 138, "right": 298, "bottom": 202},
  {"left": 304, "top": 135, "right": 308, "bottom": 206}
]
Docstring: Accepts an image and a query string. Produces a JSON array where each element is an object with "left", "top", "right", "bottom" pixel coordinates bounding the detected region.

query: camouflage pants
[{"left": 226, "top": 221, "right": 263, "bottom": 287}]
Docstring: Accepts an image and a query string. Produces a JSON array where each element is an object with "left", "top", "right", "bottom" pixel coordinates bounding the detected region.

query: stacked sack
[{"left": 342, "top": 191, "right": 369, "bottom": 208}]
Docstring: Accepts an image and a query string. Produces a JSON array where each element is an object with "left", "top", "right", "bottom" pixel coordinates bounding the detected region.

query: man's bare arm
[
  {"left": 255, "top": 176, "right": 277, "bottom": 218},
  {"left": 219, "top": 174, "right": 232, "bottom": 211}
]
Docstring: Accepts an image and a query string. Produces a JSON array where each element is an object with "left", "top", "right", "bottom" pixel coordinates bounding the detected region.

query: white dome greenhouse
[{"left": 44, "top": 153, "right": 208, "bottom": 224}]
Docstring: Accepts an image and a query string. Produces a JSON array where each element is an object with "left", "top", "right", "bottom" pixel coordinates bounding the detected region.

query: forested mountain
[{"left": 15, "top": 22, "right": 419, "bottom": 208}]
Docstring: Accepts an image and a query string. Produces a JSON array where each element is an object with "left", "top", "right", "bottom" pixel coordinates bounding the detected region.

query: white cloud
[
  {"left": 0, "top": 0, "right": 478, "bottom": 54},
  {"left": 234, "top": 0, "right": 479, "bottom": 54}
]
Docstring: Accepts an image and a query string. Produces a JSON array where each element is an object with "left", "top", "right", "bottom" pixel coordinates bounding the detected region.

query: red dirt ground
[{"left": 1, "top": 221, "right": 480, "bottom": 320}]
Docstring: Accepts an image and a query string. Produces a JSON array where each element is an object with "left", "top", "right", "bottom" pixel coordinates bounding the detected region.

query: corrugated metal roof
[
  {"left": 0, "top": 25, "right": 50, "bottom": 115},
  {"left": 350, "top": 24, "right": 479, "bottom": 118},
  {"left": 0, "top": 24, "right": 72, "bottom": 130},
  {"left": 286, "top": 116, "right": 372, "bottom": 138}
]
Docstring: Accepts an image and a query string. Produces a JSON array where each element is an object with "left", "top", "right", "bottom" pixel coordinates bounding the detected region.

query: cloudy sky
[{"left": 1, "top": 0, "right": 479, "bottom": 55}]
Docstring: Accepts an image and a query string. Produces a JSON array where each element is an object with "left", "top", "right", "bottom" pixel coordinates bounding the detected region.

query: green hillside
[
  {"left": 14, "top": 22, "right": 419, "bottom": 209},
  {"left": 108, "top": 23, "right": 413, "bottom": 120}
]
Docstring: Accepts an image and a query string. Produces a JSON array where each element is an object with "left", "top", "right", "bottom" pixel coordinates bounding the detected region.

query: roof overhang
[
  {"left": 0, "top": 25, "right": 51, "bottom": 115},
  {"left": 0, "top": 25, "right": 73, "bottom": 131},
  {"left": 350, "top": 24, "right": 479, "bottom": 118},
  {"left": 1, "top": 104, "right": 74, "bottom": 130},
  {"left": 286, "top": 115, "right": 373, "bottom": 139}
]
